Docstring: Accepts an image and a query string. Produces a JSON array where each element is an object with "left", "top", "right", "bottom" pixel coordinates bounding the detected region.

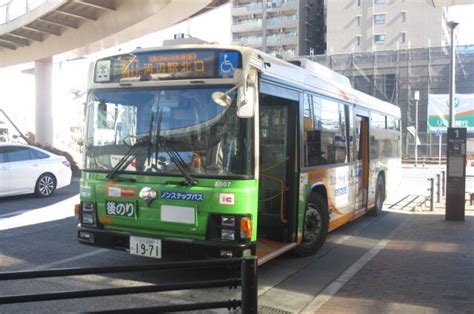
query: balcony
[
  {"left": 265, "top": 18, "right": 297, "bottom": 30},
  {"left": 231, "top": 19, "right": 263, "bottom": 33},
  {"left": 266, "top": 0, "right": 297, "bottom": 13},
  {"left": 231, "top": 2, "right": 264, "bottom": 16},
  {"left": 265, "top": 34, "right": 298, "bottom": 47},
  {"left": 232, "top": 36, "right": 263, "bottom": 47}
]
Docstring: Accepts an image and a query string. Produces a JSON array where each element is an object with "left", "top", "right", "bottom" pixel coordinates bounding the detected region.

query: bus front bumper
[{"left": 77, "top": 225, "right": 256, "bottom": 259}]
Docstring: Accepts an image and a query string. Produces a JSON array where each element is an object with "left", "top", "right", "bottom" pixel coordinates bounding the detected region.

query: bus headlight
[
  {"left": 80, "top": 202, "right": 97, "bottom": 226},
  {"left": 221, "top": 229, "right": 235, "bottom": 241},
  {"left": 221, "top": 215, "right": 236, "bottom": 227},
  {"left": 82, "top": 202, "right": 96, "bottom": 213},
  {"left": 81, "top": 213, "right": 95, "bottom": 225}
]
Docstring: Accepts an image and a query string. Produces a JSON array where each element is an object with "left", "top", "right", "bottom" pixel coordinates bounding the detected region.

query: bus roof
[{"left": 111, "top": 43, "right": 401, "bottom": 118}]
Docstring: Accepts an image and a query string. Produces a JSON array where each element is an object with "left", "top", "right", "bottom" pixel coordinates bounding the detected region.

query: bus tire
[
  {"left": 294, "top": 193, "right": 329, "bottom": 257},
  {"left": 368, "top": 175, "right": 384, "bottom": 217}
]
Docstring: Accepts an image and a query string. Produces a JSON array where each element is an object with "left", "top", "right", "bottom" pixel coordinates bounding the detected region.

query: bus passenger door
[
  {"left": 355, "top": 114, "right": 369, "bottom": 215},
  {"left": 256, "top": 83, "right": 300, "bottom": 261}
]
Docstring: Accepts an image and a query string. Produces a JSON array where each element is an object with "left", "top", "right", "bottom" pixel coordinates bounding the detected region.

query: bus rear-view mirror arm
[{"left": 211, "top": 69, "right": 258, "bottom": 119}]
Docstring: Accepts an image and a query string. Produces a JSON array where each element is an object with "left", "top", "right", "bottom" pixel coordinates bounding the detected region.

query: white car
[{"left": 0, "top": 143, "right": 72, "bottom": 197}]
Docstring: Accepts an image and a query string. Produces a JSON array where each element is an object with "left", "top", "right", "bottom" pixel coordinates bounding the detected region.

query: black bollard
[
  {"left": 436, "top": 174, "right": 441, "bottom": 203},
  {"left": 441, "top": 170, "right": 446, "bottom": 197},
  {"left": 241, "top": 256, "right": 258, "bottom": 314}
]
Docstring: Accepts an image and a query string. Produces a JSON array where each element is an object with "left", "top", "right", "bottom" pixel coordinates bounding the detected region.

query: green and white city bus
[{"left": 76, "top": 40, "right": 401, "bottom": 265}]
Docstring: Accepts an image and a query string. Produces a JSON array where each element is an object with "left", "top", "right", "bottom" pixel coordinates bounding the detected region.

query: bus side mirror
[
  {"left": 236, "top": 69, "right": 257, "bottom": 118},
  {"left": 211, "top": 68, "right": 257, "bottom": 118},
  {"left": 211, "top": 69, "right": 245, "bottom": 107}
]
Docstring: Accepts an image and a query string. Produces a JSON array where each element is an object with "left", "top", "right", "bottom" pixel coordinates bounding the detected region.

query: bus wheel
[
  {"left": 294, "top": 193, "right": 328, "bottom": 257},
  {"left": 368, "top": 175, "right": 384, "bottom": 217}
]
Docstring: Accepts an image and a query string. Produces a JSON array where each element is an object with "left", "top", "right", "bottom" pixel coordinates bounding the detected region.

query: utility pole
[
  {"left": 447, "top": 21, "right": 459, "bottom": 127},
  {"left": 414, "top": 91, "right": 420, "bottom": 167}
]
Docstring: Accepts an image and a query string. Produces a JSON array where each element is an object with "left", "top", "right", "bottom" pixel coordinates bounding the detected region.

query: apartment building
[
  {"left": 326, "top": 0, "right": 449, "bottom": 54},
  {"left": 231, "top": 0, "right": 325, "bottom": 58}
]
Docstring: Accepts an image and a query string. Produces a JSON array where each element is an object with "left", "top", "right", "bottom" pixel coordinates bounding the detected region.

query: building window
[
  {"left": 357, "top": 0, "right": 361, "bottom": 6},
  {"left": 401, "top": 32, "right": 406, "bottom": 43},
  {"left": 375, "top": 0, "right": 385, "bottom": 4},
  {"left": 374, "top": 34, "right": 385, "bottom": 45},
  {"left": 356, "top": 35, "right": 361, "bottom": 46},
  {"left": 356, "top": 15, "right": 361, "bottom": 26},
  {"left": 373, "top": 14, "right": 385, "bottom": 24},
  {"left": 401, "top": 11, "right": 407, "bottom": 22}
]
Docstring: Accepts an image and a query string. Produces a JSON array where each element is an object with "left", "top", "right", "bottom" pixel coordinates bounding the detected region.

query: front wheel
[
  {"left": 35, "top": 173, "right": 56, "bottom": 197},
  {"left": 368, "top": 175, "right": 384, "bottom": 217},
  {"left": 294, "top": 193, "right": 329, "bottom": 257}
]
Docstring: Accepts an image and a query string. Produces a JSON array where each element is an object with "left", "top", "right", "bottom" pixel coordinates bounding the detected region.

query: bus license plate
[{"left": 129, "top": 236, "right": 162, "bottom": 258}]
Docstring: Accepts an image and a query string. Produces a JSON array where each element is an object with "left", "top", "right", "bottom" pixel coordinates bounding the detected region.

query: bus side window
[
  {"left": 320, "top": 98, "right": 347, "bottom": 165},
  {"left": 303, "top": 93, "right": 325, "bottom": 166},
  {"left": 346, "top": 104, "right": 354, "bottom": 162},
  {"left": 303, "top": 94, "right": 349, "bottom": 166}
]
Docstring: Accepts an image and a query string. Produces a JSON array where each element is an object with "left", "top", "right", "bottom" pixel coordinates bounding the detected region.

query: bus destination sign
[{"left": 94, "top": 50, "right": 241, "bottom": 83}]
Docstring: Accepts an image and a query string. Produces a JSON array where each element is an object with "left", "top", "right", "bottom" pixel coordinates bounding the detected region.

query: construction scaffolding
[{"left": 311, "top": 45, "right": 474, "bottom": 157}]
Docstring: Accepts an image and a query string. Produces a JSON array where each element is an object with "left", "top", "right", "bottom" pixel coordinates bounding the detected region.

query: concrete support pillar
[{"left": 34, "top": 57, "right": 53, "bottom": 146}]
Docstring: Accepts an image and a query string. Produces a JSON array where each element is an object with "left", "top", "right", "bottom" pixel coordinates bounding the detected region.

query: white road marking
[{"left": 302, "top": 223, "right": 405, "bottom": 313}]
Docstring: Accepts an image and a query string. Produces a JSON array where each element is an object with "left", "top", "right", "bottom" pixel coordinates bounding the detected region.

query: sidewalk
[{"left": 315, "top": 202, "right": 474, "bottom": 313}]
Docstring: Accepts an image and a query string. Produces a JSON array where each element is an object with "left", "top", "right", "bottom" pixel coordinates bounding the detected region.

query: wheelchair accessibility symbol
[
  {"left": 218, "top": 52, "right": 238, "bottom": 77},
  {"left": 220, "top": 54, "right": 234, "bottom": 73}
]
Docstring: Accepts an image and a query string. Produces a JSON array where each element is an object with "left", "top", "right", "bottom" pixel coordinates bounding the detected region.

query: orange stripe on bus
[{"left": 329, "top": 214, "right": 353, "bottom": 232}]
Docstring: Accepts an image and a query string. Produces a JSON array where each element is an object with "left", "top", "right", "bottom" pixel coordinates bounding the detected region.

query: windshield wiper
[
  {"left": 146, "top": 98, "right": 196, "bottom": 185},
  {"left": 106, "top": 136, "right": 150, "bottom": 180},
  {"left": 160, "top": 138, "right": 198, "bottom": 186}
]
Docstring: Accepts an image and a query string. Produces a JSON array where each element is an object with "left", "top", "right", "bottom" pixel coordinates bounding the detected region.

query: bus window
[
  {"left": 345, "top": 104, "right": 354, "bottom": 162},
  {"left": 303, "top": 95, "right": 348, "bottom": 166},
  {"left": 370, "top": 112, "right": 387, "bottom": 159},
  {"left": 320, "top": 98, "right": 347, "bottom": 164},
  {"left": 371, "top": 112, "right": 386, "bottom": 129}
]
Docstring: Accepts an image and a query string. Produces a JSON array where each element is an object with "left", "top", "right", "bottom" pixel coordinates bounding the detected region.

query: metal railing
[
  {"left": 0, "top": 0, "right": 47, "bottom": 25},
  {"left": 0, "top": 256, "right": 258, "bottom": 313},
  {"left": 403, "top": 132, "right": 447, "bottom": 163}
]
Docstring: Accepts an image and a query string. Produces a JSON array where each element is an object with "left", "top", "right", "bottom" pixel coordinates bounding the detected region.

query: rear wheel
[
  {"left": 35, "top": 173, "right": 56, "bottom": 197},
  {"left": 368, "top": 175, "right": 384, "bottom": 217},
  {"left": 294, "top": 193, "right": 329, "bottom": 257}
]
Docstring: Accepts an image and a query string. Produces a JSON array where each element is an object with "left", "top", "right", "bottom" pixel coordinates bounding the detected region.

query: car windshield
[{"left": 84, "top": 87, "right": 253, "bottom": 177}]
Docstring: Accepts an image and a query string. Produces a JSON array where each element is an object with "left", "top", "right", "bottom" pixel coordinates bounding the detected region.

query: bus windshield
[{"left": 85, "top": 87, "right": 253, "bottom": 177}]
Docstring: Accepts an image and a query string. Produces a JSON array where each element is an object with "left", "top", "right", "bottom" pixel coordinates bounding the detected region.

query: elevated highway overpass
[
  {"left": 0, "top": 0, "right": 227, "bottom": 67},
  {"left": 0, "top": 0, "right": 228, "bottom": 145}
]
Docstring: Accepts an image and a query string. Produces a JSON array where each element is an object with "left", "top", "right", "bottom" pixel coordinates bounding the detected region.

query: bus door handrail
[{"left": 260, "top": 172, "right": 288, "bottom": 224}]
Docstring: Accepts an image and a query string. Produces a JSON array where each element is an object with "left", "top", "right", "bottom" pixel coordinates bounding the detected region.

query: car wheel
[
  {"left": 294, "top": 193, "right": 329, "bottom": 257},
  {"left": 368, "top": 175, "right": 384, "bottom": 217},
  {"left": 35, "top": 173, "right": 56, "bottom": 197}
]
